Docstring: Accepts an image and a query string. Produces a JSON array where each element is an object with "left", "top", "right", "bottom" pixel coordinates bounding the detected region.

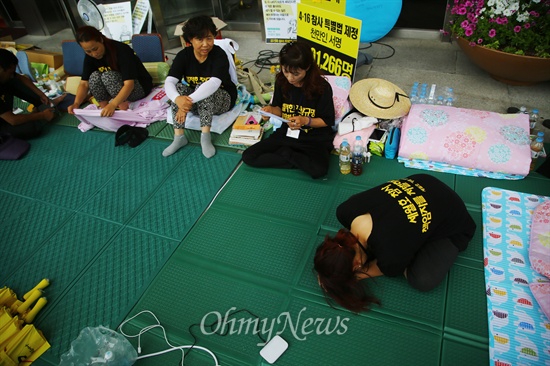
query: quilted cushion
[
  {"left": 324, "top": 75, "right": 353, "bottom": 127},
  {"left": 529, "top": 200, "right": 550, "bottom": 278}
]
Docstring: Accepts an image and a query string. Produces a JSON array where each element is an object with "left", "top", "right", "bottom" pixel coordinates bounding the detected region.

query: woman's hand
[
  {"left": 288, "top": 116, "right": 305, "bottom": 130},
  {"left": 100, "top": 103, "right": 117, "bottom": 117},
  {"left": 175, "top": 95, "right": 193, "bottom": 113},
  {"left": 67, "top": 104, "right": 79, "bottom": 115},
  {"left": 175, "top": 109, "right": 187, "bottom": 123},
  {"left": 260, "top": 105, "right": 274, "bottom": 121}
]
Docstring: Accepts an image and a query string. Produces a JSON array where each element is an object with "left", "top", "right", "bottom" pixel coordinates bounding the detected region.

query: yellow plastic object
[
  {"left": 17, "top": 289, "right": 42, "bottom": 314},
  {"left": 23, "top": 297, "right": 47, "bottom": 324},
  {"left": 23, "top": 278, "right": 50, "bottom": 300},
  {"left": 0, "top": 324, "right": 50, "bottom": 364}
]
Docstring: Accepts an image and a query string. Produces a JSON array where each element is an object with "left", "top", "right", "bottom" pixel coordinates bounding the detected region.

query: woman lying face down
[{"left": 314, "top": 174, "right": 476, "bottom": 312}]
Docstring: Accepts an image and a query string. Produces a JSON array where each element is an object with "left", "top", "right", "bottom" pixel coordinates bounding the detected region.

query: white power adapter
[{"left": 259, "top": 335, "right": 288, "bottom": 364}]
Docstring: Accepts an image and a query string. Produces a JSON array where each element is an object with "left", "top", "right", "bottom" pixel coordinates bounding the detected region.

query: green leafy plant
[{"left": 445, "top": 0, "right": 550, "bottom": 58}]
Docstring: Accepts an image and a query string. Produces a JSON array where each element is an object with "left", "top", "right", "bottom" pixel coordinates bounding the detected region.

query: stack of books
[{"left": 229, "top": 114, "right": 264, "bottom": 146}]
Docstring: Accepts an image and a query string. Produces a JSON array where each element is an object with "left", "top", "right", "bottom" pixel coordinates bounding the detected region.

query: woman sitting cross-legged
[
  {"left": 162, "top": 15, "right": 237, "bottom": 158},
  {"left": 68, "top": 26, "right": 153, "bottom": 117},
  {"left": 314, "top": 174, "right": 476, "bottom": 313},
  {"left": 241, "top": 41, "right": 335, "bottom": 178}
]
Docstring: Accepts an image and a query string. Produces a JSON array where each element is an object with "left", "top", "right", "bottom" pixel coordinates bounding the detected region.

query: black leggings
[
  {"left": 0, "top": 77, "right": 48, "bottom": 140},
  {"left": 405, "top": 237, "right": 460, "bottom": 292},
  {"left": 242, "top": 130, "right": 333, "bottom": 179}
]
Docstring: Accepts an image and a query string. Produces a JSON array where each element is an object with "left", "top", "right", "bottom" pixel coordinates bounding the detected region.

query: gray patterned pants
[
  {"left": 89, "top": 70, "right": 146, "bottom": 103},
  {"left": 171, "top": 83, "right": 231, "bottom": 129}
]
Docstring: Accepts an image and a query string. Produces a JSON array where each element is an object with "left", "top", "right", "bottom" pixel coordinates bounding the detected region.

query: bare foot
[
  {"left": 51, "top": 93, "right": 67, "bottom": 106},
  {"left": 118, "top": 101, "right": 130, "bottom": 110}
]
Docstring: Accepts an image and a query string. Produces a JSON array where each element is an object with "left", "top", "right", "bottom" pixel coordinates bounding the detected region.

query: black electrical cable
[
  {"left": 185, "top": 309, "right": 268, "bottom": 362},
  {"left": 241, "top": 49, "right": 279, "bottom": 73},
  {"left": 360, "top": 42, "right": 396, "bottom": 60}
]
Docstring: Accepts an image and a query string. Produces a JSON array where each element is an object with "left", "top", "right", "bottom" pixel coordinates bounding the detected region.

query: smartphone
[{"left": 369, "top": 128, "right": 387, "bottom": 142}]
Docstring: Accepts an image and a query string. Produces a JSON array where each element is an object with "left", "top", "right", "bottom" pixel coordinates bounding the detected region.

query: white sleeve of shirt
[
  {"left": 165, "top": 76, "right": 180, "bottom": 102},
  {"left": 188, "top": 77, "right": 222, "bottom": 103}
]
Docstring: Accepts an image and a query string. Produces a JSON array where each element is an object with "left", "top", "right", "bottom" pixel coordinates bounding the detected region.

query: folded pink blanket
[
  {"left": 399, "top": 105, "right": 531, "bottom": 177},
  {"left": 75, "top": 88, "right": 169, "bottom": 132}
]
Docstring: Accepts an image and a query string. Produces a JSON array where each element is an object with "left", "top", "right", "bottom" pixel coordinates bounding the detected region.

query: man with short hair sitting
[{"left": 0, "top": 49, "right": 65, "bottom": 139}]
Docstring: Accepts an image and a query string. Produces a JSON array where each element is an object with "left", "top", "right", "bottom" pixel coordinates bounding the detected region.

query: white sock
[
  {"left": 201, "top": 132, "right": 216, "bottom": 158},
  {"left": 162, "top": 134, "right": 188, "bottom": 157}
]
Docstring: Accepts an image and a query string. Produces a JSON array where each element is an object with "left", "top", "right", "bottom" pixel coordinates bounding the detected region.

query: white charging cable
[{"left": 118, "top": 310, "right": 220, "bottom": 366}]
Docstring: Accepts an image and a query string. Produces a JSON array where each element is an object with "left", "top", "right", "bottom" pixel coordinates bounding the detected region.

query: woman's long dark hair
[
  {"left": 314, "top": 229, "right": 381, "bottom": 313},
  {"left": 76, "top": 26, "right": 118, "bottom": 71},
  {"left": 276, "top": 41, "right": 325, "bottom": 100}
]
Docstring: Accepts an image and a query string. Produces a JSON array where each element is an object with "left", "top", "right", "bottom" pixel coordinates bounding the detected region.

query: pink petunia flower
[
  {"left": 465, "top": 29, "right": 474, "bottom": 36},
  {"left": 514, "top": 25, "right": 521, "bottom": 33},
  {"left": 524, "top": 23, "right": 531, "bottom": 29},
  {"left": 488, "top": 29, "right": 496, "bottom": 38},
  {"left": 477, "top": 38, "right": 484, "bottom": 44},
  {"left": 461, "top": 20, "right": 470, "bottom": 29}
]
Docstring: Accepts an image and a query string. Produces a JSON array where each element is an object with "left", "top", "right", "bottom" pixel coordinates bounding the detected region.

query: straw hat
[{"left": 349, "top": 78, "right": 411, "bottom": 119}]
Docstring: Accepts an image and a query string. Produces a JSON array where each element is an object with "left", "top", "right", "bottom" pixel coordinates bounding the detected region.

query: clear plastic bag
[{"left": 59, "top": 325, "right": 137, "bottom": 365}]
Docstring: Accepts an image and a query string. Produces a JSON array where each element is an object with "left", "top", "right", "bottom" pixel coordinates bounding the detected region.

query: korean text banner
[{"left": 297, "top": 3, "right": 361, "bottom": 79}]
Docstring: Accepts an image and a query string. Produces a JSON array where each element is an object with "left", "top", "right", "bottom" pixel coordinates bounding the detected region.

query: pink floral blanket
[{"left": 398, "top": 105, "right": 531, "bottom": 179}]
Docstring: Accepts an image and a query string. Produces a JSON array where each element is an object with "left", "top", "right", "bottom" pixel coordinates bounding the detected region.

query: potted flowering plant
[
  {"left": 445, "top": 0, "right": 550, "bottom": 84},
  {"left": 447, "top": 0, "right": 550, "bottom": 58}
]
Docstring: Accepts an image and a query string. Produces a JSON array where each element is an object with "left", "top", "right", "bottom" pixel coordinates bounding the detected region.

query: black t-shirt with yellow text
[
  {"left": 336, "top": 174, "right": 476, "bottom": 276},
  {"left": 168, "top": 45, "right": 237, "bottom": 106}
]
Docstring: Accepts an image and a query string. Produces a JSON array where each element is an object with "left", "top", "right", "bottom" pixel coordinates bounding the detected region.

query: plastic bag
[{"left": 59, "top": 325, "right": 137, "bottom": 365}]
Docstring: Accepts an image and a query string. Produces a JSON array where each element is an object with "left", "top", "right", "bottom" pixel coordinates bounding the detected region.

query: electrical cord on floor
[
  {"left": 241, "top": 49, "right": 279, "bottom": 73},
  {"left": 187, "top": 308, "right": 268, "bottom": 357},
  {"left": 118, "top": 310, "right": 220, "bottom": 366},
  {"left": 360, "top": 41, "right": 396, "bottom": 60}
]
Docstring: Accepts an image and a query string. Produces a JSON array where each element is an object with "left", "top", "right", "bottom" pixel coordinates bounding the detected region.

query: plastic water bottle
[
  {"left": 339, "top": 139, "right": 351, "bottom": 175},
  {"left": 529, "top": 109, "right": 539, "bottom": 132},
  {"left": 520, "top": 106, "right": 528, "bottom": 115},
  {"left": 436, "top": 96, "right": 444, "bottom": 105},
  {"left": 530, "top": 136, "right": 544, "bottom": 171},
  {"left": 351, "top": 136, "right": 364, "bottom": 176},
  {"left": 444, "top": 87, "right": 454, "bottom": 106}
]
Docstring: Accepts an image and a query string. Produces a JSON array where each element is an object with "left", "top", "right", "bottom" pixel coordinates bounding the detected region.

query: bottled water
[
  {"left": 436, "top": 96, "right": 444, "bottom": 105},
  {"left": 339, "top": 139, "right": 351, "bottom": 175},
  {"left": 520, "top": 106, "right": 528, "bottom": 115},
  {"left": 351, "top": 136, "right": 364, "bottom": 176},
  {"left": 530, "top": 137, "right": 544, "bottom": 171},
  {"left": 444, "top": 87, "right": 454, "bottom": 106},
  {"left": 529, "top": 109, "right": 539, "bottom": 132}
]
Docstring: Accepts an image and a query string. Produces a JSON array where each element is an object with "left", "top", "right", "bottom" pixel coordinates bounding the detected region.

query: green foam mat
[
  {"left": 277, "top": 300, "right": 442, "bottom": 366},
  {"left": 445, "top": 264, "right": 489, "bottom": 340},
  {"left": 78, "top": 139, "right": 188, "bottom": 223},
  {"left": 33, "top": 227, "right": 178, "bottom": 364},
  {"left": 0, "top": 197, "right": 73, "bottom": 282},
  {"left": 54, "top": 112, "right": 80, "bottom": 127},
  {"left": 121, "top": 160, "right": 496, "bottom": 365},
  {"left": 123, "top": 254, "right": 289, "bottom": 365},
  {"left": 126, "top": 147, "right": 242, "bottom": 240},
  {"left": 3, "top": 120, "right": 548, "bottom": 365},
  {"left": 441, "top": 336, "right": 489, "bottom": 365}
]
